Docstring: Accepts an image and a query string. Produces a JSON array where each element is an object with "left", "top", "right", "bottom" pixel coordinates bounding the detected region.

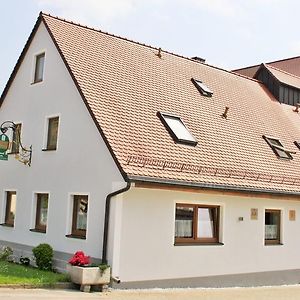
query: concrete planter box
[{"left": 67, "top": 264, "right": 110, "bottom": 292}]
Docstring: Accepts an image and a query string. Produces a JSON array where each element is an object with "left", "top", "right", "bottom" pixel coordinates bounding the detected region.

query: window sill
[
  {"left": 0, "top": 223, "right": 14, "bottom": 228},
  {"left": 65, "top": 234, "right": 86, "bottom": 240},
  {"left": 42, "top": 148, "right": 57, "bottom": 152},
  {"left": 30, "top": 228, "right": 46, "bottom": 234},
  {"left": 31, "top": 80, "right": 43, "bottom": 85},
  {"left": 174, "top": 242, "right": 224, "bottom": 246},
  {"left": 264, "top": 243, "right": 283, "bottom": 246}
]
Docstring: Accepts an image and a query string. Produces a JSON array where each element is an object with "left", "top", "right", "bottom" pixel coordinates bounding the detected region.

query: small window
[
  {"left": 4, "top": 191, "right": 16, "bottom": 227},
  {"left": 265, "top": 209, "right": 281, "bottom": 245},
  {"left": 71, "top": 195, "right": 88, "bottom": 239},
  {"left": 34, "top": 53, "right": 45, "bottom": 83},
  {"left": 175, "top": 204, "right": 219, "bottom": 244},
  {"left": 191, "top": 78, "right": 213, "bottom": 97},
  {"left": 46, "top": 117, "right": 59, "bottom": 150},
  {"left": 157, "top": 112, "right": 197, "bottom": 146},
  {"left": 10, "top": 124, "right": 21, "bottom": 154},
  {"left": 35, "top": 193, "right": 49, "bottom": 232},
  {"left": 263, "top": 136, "right": 293, "bottom": 159}
]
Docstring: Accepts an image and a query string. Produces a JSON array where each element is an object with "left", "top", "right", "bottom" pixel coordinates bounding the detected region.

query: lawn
[{"left": 0, "top": 261, "right": 69, "bottom": 285}]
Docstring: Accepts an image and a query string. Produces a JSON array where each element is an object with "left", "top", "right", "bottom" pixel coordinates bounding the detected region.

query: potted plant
[{"left": 67, "top": 251, "right": 110, "bottom": 292}]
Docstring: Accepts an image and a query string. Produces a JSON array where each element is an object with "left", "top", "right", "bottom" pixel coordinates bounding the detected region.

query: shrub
[
  {"left": 32, "top": 243, "right": 53, "bottom": 271},
  {"left": 0, "top": 246, "right": 13, "bottom": 261},
  {"left": 68, "top": 251, "right": 90, "bottom": 266}
]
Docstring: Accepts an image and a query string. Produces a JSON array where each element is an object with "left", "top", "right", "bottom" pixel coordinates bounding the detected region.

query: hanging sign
[{"left": 0, "top": 134, "right": 9, "bottom": 161}]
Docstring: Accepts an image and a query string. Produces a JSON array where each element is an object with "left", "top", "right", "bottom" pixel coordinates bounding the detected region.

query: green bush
[
  {"left": 0, "top": 246, "right": 13, "bottom": 261},
  {"left": 32, "top": 243, "right": 53, "bottom": 271}
]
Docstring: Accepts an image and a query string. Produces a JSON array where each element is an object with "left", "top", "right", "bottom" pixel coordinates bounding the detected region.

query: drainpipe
[{"left": 102, "top": 181, "right": 131, "bottom": 264}]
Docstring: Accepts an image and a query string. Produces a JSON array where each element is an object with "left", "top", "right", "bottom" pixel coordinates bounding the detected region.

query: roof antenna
[
  {"left": 293, "top": 103, "right": 300, "bottom": 113},
  {"left": 222, "top": 106, "right": 229, "bottom": 119},
  {"left": 156, "top": 48, "right": 162, "bottom": 59}
]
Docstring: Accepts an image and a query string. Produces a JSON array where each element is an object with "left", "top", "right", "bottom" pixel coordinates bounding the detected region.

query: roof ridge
[
  {"left": 266, "top": 64, "right": 300, "bottom": 80},
  {"left": 40, "top": 12, "right": 260, "bottom": 84}
]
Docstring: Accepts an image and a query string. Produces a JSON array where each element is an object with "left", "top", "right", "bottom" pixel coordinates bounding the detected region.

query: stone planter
[{"left": 67, "top": 264, "right": 110, "bottom": 292}]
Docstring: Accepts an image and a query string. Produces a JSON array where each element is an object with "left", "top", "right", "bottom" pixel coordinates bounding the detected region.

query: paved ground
[{"left": 2, "top": 285, "right": 300, "bottom": 300}]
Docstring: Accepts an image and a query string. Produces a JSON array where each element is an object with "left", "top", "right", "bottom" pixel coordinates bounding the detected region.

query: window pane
[
  {"left": 265, "top": 211, "right": 280, "bottom": 241},
  {"left": 164, "top": 116, "right": 196, "bottom": 142},
  {"left": 75, "top": 196, "right": 88, "bottom": 230},
  {"left": 37, "top": 194, "right": 48, "bottom": 227},
  {"left": 34, "top": 53, "right": 45, "bottom": 82},
  {"left": 197, "top": 208, "right": 215, "bottom": 238},
  {"left": 175, "top": 206, "right": 194, "bottom": 238},
  {"left": 47, "top": 117, "right": 59, "bottom": 150},
  {"left": 5, "top": 191, "right": 16, "bottom": 225},
  {"left": 11, "top": 124, "right": 21, "bottom": 154}
]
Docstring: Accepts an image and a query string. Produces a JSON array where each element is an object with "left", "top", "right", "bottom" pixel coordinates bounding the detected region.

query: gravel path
[{"left": 1, "top": 285, "right": 300, "bottom": 299}]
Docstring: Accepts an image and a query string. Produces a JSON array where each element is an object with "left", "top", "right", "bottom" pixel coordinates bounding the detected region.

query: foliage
[
  {"left": 32, "top": 243, "right": 53, "bottom": 271},
  {"left": 0, "top": 246, "right": 13, "bottom": 261},
  {"left": 19, "top": 256, "right": 30, "bottom": 266},
  {"left": 99, "top": 263, "right": 109, "bottom": 273},
  {"left": 0, "top": 261, "right": 69, "bottom": 285},
  {"left": 68, "top": 251, "right": 90, "bottom": 266}
]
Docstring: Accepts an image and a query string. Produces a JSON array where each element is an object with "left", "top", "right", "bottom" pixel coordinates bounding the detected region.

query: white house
[{"left": 1, "top": 12, "right": 300, "bottom": 288}]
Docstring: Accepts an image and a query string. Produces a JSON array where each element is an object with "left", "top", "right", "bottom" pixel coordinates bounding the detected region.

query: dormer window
[
  {"left": 34, "top": 53, "right": 45, "bottom": 83},
  {"left": 157, "top": 112, "right": 197, "bottom": 146},
  {"left": 263, "top": 136, "right": 293, "bottom": 159},
  {"left": 191, "top": 78, "right": 213, "bottom": 97}
]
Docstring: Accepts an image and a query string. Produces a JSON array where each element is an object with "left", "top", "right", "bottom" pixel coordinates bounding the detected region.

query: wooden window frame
[
  {"left": 46, "top": 117, "right": 59, "bottom": 151},
  {"left": 175, "top": 203, "right": 220, "bottom": 244},
  {"left": 10, "top": 123, "right": 22, "bottom": 154},
  {"left": 4, "top": 191, "right": 16, "bottom": 227},
  {"left": 265, "top": 209, "right": 281, "bottom": 245},
  {"left": 35, "top": 193, "right": 48, "bottom": 233},
  {"left": 33, "top": 53, "right": 45, "bottom": 83},
  {"left": 71, "top": 195, "right": 88, "bottom": 238}
]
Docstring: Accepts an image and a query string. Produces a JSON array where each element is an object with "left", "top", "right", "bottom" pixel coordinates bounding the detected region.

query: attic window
[
  {"left": 191, "top": 78, "right": 213, "bottom": 97},
  {"left": 263, "top": 136, "right": 293, "bottom": 160},
  {"left": 157, "top": 112, "right": 197, "bottom": 146}
]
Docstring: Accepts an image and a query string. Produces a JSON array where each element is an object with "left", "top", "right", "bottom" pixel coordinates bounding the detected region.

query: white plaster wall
[
  {"left": 0, "top": 22, "right": 125, "bottom": 258},
  {"left": 114, "top": 187, "right": 300, "bottom": 282}
]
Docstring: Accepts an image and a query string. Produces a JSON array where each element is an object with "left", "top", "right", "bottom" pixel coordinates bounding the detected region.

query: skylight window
[
  {"left": 157, "top": 112, "right": 197, "bottom": 146},
  {"left": 191, "top": 78, "right": 213, "bottom": 97},
  {"left": 263, "top": 136, "right": 294, "bottom": 160}
]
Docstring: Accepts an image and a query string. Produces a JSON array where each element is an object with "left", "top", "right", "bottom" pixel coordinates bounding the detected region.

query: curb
[{"left": 0, "top": 282, "right": 75, "bottom": 289}]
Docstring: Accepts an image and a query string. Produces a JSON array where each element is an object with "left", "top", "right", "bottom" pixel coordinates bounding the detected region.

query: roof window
[
  {"left": 191, "top": 78, "right": 213, "bottom": 97},
  {"left": 157, "top": 112, "right": 197, "bottom": 146},
  {"left": 263, "top": 136, "right": 293, "bottom": 159}
]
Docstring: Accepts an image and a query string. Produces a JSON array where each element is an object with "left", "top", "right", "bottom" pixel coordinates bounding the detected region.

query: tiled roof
[
  {"left": 265, "top": 64, "right": 300, "bottom": 90},
  {"left": 27, "top": 14, "right": 300, "bottom": 193},
  {"left": 233, "top": 56, "right": 300, "bottom": 79}
]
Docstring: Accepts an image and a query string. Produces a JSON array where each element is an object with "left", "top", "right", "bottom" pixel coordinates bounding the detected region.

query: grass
[{"left": 0, "top": 261, "right": 69, "bottom": 285}]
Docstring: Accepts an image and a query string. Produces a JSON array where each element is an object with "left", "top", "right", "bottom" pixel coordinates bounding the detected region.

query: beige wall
[{"left": 110, "top": 186, "right": 300, "bottom": 282}]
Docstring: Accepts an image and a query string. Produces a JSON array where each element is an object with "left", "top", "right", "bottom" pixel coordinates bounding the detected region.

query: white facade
[
  {"left": 0, "top": 22, "right": 125, "bottom": 259},
  {"left": 109, "top": 186, "right": 300, "bottom": 282}
]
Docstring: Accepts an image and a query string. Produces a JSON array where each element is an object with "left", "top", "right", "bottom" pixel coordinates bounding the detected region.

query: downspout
[{"left": 102, "top": 181, "right": 131, "bottom": 264}]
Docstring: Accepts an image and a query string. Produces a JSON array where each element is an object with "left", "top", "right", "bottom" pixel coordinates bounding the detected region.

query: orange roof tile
[
  {"left": 265, "top": 64, "right": 300, "bottom": 90},
  {"left": 9, "top": 13, "right": 300, "bottom": 194}
]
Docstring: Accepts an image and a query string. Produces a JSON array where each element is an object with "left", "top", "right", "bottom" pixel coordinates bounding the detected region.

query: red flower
[{"left": 68, "top": 251, "right": 90, "bottom": 266}]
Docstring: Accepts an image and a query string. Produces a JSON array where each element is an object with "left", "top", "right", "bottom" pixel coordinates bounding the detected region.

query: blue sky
[{"left": 1, "top": 0, "right": 300, "bottom": 93}]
